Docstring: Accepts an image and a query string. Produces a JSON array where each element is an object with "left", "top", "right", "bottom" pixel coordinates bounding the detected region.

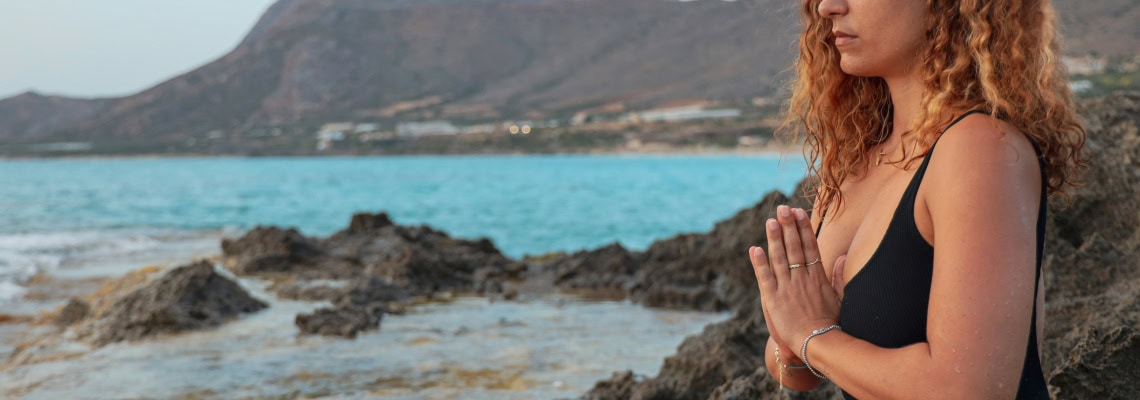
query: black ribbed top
[{"left": 818, "top": 111, "right": 1049, "bottom": 399}]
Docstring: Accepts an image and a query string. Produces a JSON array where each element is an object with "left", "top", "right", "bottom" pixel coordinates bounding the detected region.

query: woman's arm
[
  {"left": 764, "top": 331, "right": 824, "bottom": 391},
  {"left": 753, "top": 121, "right": 1043, "bottom": 399}
]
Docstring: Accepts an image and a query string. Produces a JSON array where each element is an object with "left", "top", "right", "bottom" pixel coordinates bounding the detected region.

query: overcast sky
[{"left": 0, "top": 0, "right": 276, "bottom": 99}]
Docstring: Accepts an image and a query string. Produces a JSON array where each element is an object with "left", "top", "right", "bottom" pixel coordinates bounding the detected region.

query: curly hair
[{"left": 782, "top": 0, "right": 1087, "bottom": 214}]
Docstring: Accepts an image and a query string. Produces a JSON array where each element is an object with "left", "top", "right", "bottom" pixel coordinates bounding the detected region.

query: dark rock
[
  {"left": 292, "top": 277, "right": 403, "bottom": 338},
  {"left": 1048, "top": 325, "right": 1140, "bottom": 400},
  {"left": 54, "top": 297, "right": 90, "bottom": 327},
  {"left": 272, "top": 280, "right": 347, "bottom": 302},
  {"left": 295, "top": 304, "right": 383, "bottom": 339},
  {"left": 581, "top": 371, "right": 643, "bottom": 400},
  {"left": 79, "top": 261, "right": 267, "bottom": 345},
  {"left": 1039, "top": 92, "right": 1140, "bottom": 399},
  {"left": 224, "top": 213, "right": 514, "bottom": 300},
  {"left": 346, "top": 212, "right": 394, "bottom": 233},
  {"left": 541, "top": 188, "right": 806, "bottom": 312},
  {"left": 546, "top": 242, "right": 641, "bottom": 299},
  {"left": 331, "top": 277, "right": 411, "bottom": 309},
  {"left": 221, "top": 226, "right": 329, "bottom": 276}
]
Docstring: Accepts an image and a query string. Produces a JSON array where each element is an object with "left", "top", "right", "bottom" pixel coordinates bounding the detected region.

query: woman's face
[{"left": 817, "top": 0, "right": 929, "bottom": 78}]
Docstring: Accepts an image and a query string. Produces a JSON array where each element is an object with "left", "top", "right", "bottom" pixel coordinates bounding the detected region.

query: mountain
[
  {"left": 0, "top": 0, "right": 1135, "bottom": 144},
  {"left": 0, "top": 92, "right": 113, "bottom": 139}
]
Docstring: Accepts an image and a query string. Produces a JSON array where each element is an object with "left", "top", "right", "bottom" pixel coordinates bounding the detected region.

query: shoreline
[{"left": 0, "top": 143, "right": 804, "bottom": 161}]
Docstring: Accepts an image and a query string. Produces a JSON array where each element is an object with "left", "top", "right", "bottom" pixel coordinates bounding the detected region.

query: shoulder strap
[{"left": 813, "top": 109, "right": 986, "bottom": 238}]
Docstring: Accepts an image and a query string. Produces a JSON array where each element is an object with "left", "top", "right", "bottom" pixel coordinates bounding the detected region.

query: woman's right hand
[{"left": 760, "top": 254, "right": 846, "bottom": 381}]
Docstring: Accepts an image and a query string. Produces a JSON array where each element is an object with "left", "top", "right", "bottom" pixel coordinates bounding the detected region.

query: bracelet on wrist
[
  {"left": 774, "top": 347, "right": 810, "bottom": 369},
  {"left": 800, "top": 324, "right": 841, "bottom": 379}
]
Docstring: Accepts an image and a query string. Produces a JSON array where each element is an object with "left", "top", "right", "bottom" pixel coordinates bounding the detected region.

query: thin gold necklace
[{"left": 876, "top": 138, "right": 919, "bottom": 166}]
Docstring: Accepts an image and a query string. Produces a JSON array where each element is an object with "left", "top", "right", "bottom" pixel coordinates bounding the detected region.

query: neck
[{"left": 883, "top": 72, "right": 925, "bottom": 145}]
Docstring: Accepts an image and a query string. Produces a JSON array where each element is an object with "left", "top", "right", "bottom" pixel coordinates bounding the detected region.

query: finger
[
  {"left": 831, "top": 255, "right": 847, "bottom": 300},
  {"left": 750, "top": 246, "right": 777, "bottom": 292},
  {"left": 777, "top": 205, "right": 808, "bottom": 277},
  {"left": 793, "top": 208, "right": 823, "bottom": 280},
  {"left": 764, "top": 218, "right": 791, "bottom": 282}
]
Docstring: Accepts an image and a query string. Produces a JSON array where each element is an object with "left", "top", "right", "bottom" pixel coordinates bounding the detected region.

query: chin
[{"left": 838, "top": 57, "right": 880, "bottom": 77}]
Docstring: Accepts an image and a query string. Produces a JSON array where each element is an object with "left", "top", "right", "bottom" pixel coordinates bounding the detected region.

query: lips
[{"left": 832, "top": 30, "right": 857, "bottom": 47}]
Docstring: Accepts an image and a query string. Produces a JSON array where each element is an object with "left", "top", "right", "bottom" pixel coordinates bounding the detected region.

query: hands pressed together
[{"left": 749, "top": 205, "right": 847, "bottom": 368}]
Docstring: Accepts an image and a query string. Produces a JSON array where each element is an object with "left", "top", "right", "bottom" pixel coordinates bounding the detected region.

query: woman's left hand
[{"left": 749, "top": 205, "right": 844, "bottom": 350}]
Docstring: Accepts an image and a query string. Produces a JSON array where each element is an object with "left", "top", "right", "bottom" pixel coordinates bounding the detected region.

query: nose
[{"left": 817, "top": 0, "right": 848, "bottom": 19}]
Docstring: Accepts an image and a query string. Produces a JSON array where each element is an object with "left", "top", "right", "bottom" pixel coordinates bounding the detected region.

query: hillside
[{"left": 0, "top": 0, "right": 1134, "bottom": 146}]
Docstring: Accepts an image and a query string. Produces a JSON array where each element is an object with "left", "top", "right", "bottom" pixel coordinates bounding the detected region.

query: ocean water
[
  {"left": 0, "top": 155, "right": 807, "bottom": 300},
  {"left": 0, "top": 155, "right": 806, "bottom": 399}
]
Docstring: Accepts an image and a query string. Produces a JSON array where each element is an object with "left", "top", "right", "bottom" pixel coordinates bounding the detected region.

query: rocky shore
[{"left": 5, "top": 92, "right": 1136, "bottom": 398}]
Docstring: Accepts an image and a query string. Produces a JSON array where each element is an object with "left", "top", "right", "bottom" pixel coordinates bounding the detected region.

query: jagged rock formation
[{"left": 74, "top": 261, "right": 268, "bottom": 346}]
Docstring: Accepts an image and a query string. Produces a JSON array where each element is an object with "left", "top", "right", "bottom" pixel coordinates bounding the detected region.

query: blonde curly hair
[{"left": 783, "top": 0, "right": 1086, "bottom": 213}]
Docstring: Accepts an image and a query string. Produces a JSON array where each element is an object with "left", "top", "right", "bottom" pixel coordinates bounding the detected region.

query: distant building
[
  {"left": 459, "top": 124, "right": 495, "bottom": 135},
  {"left": 319, "top": 122, "right": 354, "bottom": 134},
  {"left": 358, "top": 131, "right": 396, "bottom": 142},
  {"left": 1069, "top": 80, "right": 1093, "bottom": 93},
  {"left": 637, "top": 105, "right": 741, "bottom": 123},
  {"left": 317, "top": 131, "right": 346, "bottom": 141},
  {"left": 571, "top": 111, "right": 592, "bottom": 125},
  {"left": 354, "top": 123, "right": 380, "bottom": 133},
  {"left": 1063, "top": 55, "right": 1107, "bottom": 75},
  {"left": 396, "top": 120, "right": 460, "bottom": 137}
]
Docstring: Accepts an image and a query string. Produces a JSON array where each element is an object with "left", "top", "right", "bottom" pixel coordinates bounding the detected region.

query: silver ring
[
  {"left": 805, "top": 258, "right": 821, "bottom": 267},
  {"left": 788, "top": 263, "right": 804, "bottom": 269}
]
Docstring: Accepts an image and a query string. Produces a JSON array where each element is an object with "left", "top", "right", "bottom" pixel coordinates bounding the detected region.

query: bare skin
[{"left": 753, "top": 0, "right": 1046, "bottom": 397}]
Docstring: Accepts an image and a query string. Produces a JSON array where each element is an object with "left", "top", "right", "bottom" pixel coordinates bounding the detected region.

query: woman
[{"left": 749, "top": 0, "right": 1085, "bottom": 398}]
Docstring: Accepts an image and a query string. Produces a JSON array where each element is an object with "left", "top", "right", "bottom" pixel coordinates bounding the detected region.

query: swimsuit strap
[{"left": 813, "top": 110, "right": 986, "bottom": 238}]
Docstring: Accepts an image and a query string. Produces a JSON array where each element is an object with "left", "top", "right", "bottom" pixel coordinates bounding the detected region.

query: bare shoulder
[{"left": 925, "top": 113, "right": 1041, "bottom": 189}]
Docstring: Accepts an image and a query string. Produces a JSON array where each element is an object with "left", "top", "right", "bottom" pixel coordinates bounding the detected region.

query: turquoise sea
[
  {"left": 0, "top": 155, "right": 806, "bottom": 297},
  {"left": 0, "top": 154, "right": 807, "bottom": 399}
]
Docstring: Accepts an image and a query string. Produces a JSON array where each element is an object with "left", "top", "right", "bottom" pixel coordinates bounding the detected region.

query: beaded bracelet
[{"left": 800, "top": 324, "right": 841, "bottom": 379}]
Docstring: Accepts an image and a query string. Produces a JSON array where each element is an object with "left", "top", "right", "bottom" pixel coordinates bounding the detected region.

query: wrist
[{"left": 800, "top": 324, "right": 842, "bottom": 379}]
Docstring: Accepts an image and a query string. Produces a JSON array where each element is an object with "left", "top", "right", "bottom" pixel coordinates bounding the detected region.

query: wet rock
[
  {"left": 223, "top": 212, "right": 515, "bottom": 298},
  {"left": 78, "top": 261, "right": 268, "bottom": 346},
  {"left": 331, "top": 277, "right": 411, "bottom": 309},
  {"left": 545, "top": 242, "right": 641, "bottom": 299},
  {"left": 536, "top": 187, "right": 809, "bottom": 313},
  {"left": 291, "top": 277, "right": 404, "bottom": 338},
  {"left": 54, "top": 297, "right": 90, "bottom": 327},
  {"left": 272, "top": 280, "right": 348, "bottom": 302},
  {"left": 221, "top": 227, "right": 331, "bottom": 277},
  {"left": 295, "top": 304, "right": 383, "bottom": 339}
]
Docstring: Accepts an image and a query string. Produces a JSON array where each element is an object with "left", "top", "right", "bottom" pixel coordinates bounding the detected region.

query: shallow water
[{"left": 2, "top": 286, "right": 727, "bottom": 399}]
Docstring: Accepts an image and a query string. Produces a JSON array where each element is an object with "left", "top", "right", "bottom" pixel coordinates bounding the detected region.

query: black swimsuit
[{"left": 816, "top": 110, "right": 1049, "bottom": 399}]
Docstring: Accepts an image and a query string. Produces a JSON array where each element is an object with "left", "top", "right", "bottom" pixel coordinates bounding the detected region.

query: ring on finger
[
  {"left": 805, "top": 258, "right": 821, "bottom": 267},
  {"left": 788, "top": 263, "right": 804, "bottom": 269}
]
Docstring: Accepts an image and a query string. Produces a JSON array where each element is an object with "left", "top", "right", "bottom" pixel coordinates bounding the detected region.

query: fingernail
[
  {"left": 749, "top": 246, "right": 756, "bottom": 257},
  {"left": 794, "top": 209, "right": 807, "bottom": 220},
  {"left": 767, "top": 219, "right": 778, "bottom": 230},
  {"left": 778, "top": 205, "right": 790, "bottom": 218}
]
